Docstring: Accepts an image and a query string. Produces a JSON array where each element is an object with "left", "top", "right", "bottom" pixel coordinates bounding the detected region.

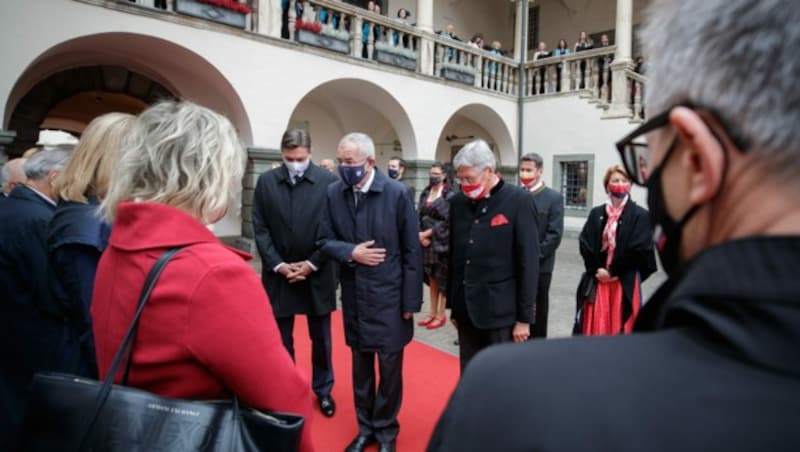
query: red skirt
[{"left": 581, "top": 274, "right": 642, "bottom": 336}]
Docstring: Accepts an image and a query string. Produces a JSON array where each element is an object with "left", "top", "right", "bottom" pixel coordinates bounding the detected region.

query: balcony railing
[
  {"left": 113, "top": 0, "right": 643, "bottom": 110},
  {"left": 524, "top": 46, "right": 615, "bottom": 102}
]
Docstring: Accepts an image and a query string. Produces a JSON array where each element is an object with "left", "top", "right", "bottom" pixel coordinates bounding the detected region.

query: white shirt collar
[
  {"left": 26, "top": 185, "right": 56, "bottom": 206},
  {"left": 357, "top": 168, "right": 376, "bottom": 193}
]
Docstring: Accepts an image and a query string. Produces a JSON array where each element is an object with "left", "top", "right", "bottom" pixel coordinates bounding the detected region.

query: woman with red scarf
[{"left": 575, "top": 165, "right": 657, "bottom": 335}]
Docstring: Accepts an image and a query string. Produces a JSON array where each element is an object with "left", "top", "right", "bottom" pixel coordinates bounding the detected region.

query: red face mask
[
  {"left": 461, "top": 182, "right": 487, "bottom": 200},
  {"left": 520, "top": 177, "right": 536, "bottom": 186},
  {"left": 608, "top": 182, "right": 631, "bottom": 198}
]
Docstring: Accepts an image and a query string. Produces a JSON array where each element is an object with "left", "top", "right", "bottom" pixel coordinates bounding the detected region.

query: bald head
[{"left": 2, "top": 158, "right": 28, "bottom": 195}]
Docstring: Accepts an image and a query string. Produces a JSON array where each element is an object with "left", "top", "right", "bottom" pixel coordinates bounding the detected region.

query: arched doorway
[{"left": 435, "top": 103, "right": 516, "bottom": 168}]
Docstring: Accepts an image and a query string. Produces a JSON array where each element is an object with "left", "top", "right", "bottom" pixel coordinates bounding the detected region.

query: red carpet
[{"left": 292, "top": 310, "right": 460, "bottom": 452}]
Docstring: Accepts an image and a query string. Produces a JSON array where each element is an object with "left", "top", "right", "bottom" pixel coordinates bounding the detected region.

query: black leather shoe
[
  {"left": 344, "top": 435, "right": 376, "bottom": 452},
  {"left": 318, "top": 395, "right": 336, "bottom": 417},
  {"left": 378, "top": 441, "right": 396, "bottom": 452}
]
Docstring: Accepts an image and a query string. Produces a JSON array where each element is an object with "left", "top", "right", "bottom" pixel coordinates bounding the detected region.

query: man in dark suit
[
  {"left": 0, "top": 149, "right": 70, "bottom": 450},
  {"left": 317, "top": 132, "right": 422, "bottom": 452},
  {"left": 519, "top": 153, "right": 563, "bottom": 338},
  {"left": 252, "top": 129, "right": 340, "bottom": 418},
  {"left": 448, "top": 139, "right": 539, "bottom": 372},
  {"left": 429, "top": 1, "right": 800, "bottom": 451},
  {"left": 1, "top": 158, "right": 27, "bottom": 198}
]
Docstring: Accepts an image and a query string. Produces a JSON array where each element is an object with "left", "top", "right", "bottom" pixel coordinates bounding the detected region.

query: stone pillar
[
  {"left": 417, "top": 0, "right": 435, "bottom": 76},
  {"left": 241, "top": 147, "right": 283, "bottom": 249},
  {"left": 513, "top": 0, "right": 528, "bottom": 61},
  {"left": 604, "top": 0, "right": 634, "bottom": 118},
  {"left": 257, "top": 0, "right": 283, "bottom": 38},
  {"left": 499, "top": 165, "right": 519, "bottom": 185},
  {"left": 403, "top": 159, "right": 437, "bottom": 203}
]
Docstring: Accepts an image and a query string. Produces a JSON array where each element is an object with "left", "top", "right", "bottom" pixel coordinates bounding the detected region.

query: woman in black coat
[
  {"left": 417, "top": 162, "right": 455, "bottom": 330},
  {"left": 47, "top": 112, "right": 134, "bottom": 377},
  {"left": 575, "top": 165, "right": 657, "bottom": 335}
]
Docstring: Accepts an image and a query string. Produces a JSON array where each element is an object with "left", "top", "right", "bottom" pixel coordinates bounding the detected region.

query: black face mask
[
  {"left": 646, "top": 138, "right": 700, "bottom": 277},
  {"left": 429, "top": 176, "right": 443, "bottom": 186}
]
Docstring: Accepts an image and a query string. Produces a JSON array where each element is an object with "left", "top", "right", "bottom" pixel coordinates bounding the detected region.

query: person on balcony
[
  {"left": 467, "top": 33, "right": 486, "bottom": 51},
  {"left": 252, "top": 128, "right": 341, "bottom": 419},
  {"left": 574, "top": 31, "right": 593, "bottom": 89},
  {"left": 596, "top": 34, "right": 613, "bottom": 100},
  {"left": 532, "top": 41, "right": 551, "bottom": 94},
  {"left": 417, "top": 162, "right": 455, "bottom": 331},
  {"left": 552, "top": 38, "right": 570, "bottom": 92},
  {"left": 518, "top": 153, "right": 563, "bottom": 339},
  {"left": 362, "top": 1, "right": 382, "bottom": 59},
  {"left": 317, "top": 132, "right": 422, "bottom": 452},
  {"left": 575, "top": 165, "right": 657, "bottom": 335},
  {"left": 447, "top": 139, "right": 539, "bottom": 372}
]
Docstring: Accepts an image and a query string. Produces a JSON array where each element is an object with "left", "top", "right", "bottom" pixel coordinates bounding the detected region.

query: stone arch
[
  {"left": 435, "top": 103, "right": 516, "bottom": 167},
  {"left": 4, "top": 32, "right": 252, "bottom": 156},
  {"left": 286, "top": 77, "right": 417, "bottom": 166}
]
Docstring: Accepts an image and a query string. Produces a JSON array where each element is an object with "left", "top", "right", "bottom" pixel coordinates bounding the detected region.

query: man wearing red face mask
[
  {"left": 574, "top": 165, "right": 657, "bottom": 335},
  {"left": 519, "top": 153, "right": 564, "bottom": 338},
  {"left": 447, "top": 140, "right": 539, "bottom": 372}
]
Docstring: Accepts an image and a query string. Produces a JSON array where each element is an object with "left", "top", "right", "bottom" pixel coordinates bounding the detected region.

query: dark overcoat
[
  {"left": 428, "top": 237, "right": 800, "bottom": 452},
  {"left": 252, "top": 162, "right": 339, "bottom": 317},
  {"left": 448, "top": 180, "right": 540, "bottom": 329},
  {"left": 0, "top": 186, "right": 58, "bottom": 449},
  {"left": 46, "top": 196, "right": 110, "bottom": 378},
  {"left": 576, "top": 200, "right": 657, "bottom": 327},
  {"left": 317, "top": 169, "right": 422, "bottom": 352},
  {"left": 529, "top": 185, "right": 564, "bottom": 273}
]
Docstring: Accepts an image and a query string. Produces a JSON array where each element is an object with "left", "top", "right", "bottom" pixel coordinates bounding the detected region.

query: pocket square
[{"left": 491, "top": 213, "right": 509, "bottom": 227}]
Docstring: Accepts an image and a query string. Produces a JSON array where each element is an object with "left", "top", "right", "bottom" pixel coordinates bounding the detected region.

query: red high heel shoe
[
  {"left": 417, "top": 316, "right": 434, "bottom": 326},
  {"left": 426, "top": 317, "right": 446, "bottom": 329}
]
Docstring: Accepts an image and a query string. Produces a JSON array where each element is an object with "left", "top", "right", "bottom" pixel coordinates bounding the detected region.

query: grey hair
[
  {"left": 520, "top": 152, "right": 543, "bottom": 168},
  {"left": 453, "top": 139, "right": 496, "bottom": 171},
  {"left": 102, "top": 100, "right": 246, "bottom": 223},
  {"left": 339, "top": 133, "right": 375, "bottom": 160},
  {"left": 642, "top": 0, "right": 800, "bottom": 178},
  {"left": 23, "top": 148, "right": 71, "bottom": 180}
]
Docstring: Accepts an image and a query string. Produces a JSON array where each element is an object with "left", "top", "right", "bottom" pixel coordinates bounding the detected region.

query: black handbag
[{"left": 19, "top": 247, "right": 304, "bottom": 452}]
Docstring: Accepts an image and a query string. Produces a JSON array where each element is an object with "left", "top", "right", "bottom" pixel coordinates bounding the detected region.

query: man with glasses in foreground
[{"left": 427, "top": 0, "right": 800, "bottom": 450}]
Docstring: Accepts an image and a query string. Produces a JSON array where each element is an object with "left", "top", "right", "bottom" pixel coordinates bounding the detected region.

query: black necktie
[
  {"left": 292, "top": 174, "right": 301, "bottom": 185},
  {"left": 355, "top": 190, "right": 366, "bottom": 207}
]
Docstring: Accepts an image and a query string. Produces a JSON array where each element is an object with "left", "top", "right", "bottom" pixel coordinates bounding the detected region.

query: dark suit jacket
[
  {"left": 252, "top": 163, "right": 339, "bottom": 317},
  {"left": 428, "top": 237, "right": 800, "bottom": 452},
  {"left": 577, "top": 200, "right": 657, "bottom": 326},
  {"left": 448, "top": 180, "right": 540, "bottom": 329},
  {"left": 529, "top": 185, "right": 564, "bottom": 273},
  {"left": 0, "top": 186, "right": 59, "bottom": 449},
  {"left": 317, "top": 169, "right": 422, "bottom": 352}
]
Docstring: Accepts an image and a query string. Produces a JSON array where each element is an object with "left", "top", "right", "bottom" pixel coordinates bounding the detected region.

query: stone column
[
  {"left": 604, "top": 0, "right": 634, "bottom": 118},
  {"left": 513, "top": 0, "right": 528, "bottom": 61},
  {"left": 404, "top": 159, "right": 437, "bottom": 202},
  {"left": 257, "top": 0, "right": 283, "bottom": 38},
  {"left": 417, "top": 0, "right": 435, "bottom": 76}
]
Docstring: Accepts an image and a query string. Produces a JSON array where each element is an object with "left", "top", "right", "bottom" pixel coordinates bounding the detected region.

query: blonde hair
[
  {"left": 53, "top": 112, "right": 134, "bottom": 203},
  {"left": 603, "top": 164, "right": 631, "bottom": 190},
  {"left": 102, "top": 100, "right": 245, "bottom": 223}
]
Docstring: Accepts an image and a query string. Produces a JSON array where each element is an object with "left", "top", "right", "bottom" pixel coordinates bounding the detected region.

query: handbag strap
[{"left": 77, "top": 246, "right": 186, "bottom": 451}]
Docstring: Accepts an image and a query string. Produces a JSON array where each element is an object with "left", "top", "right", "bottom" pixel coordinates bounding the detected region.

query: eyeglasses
[{"left": 615, "top": 101, "right": 748, "bottom": 186}]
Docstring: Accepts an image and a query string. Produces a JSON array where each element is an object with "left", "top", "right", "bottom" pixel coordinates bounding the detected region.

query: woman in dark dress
[
  {"left": 47, "top": 112, "right": 134, "bottom": 377},
  {"left": 417, "top": 162, "right": 455, "bottom": 330},
  {"left": 575, "top": 165, "right": 657, "bottom": 335}
]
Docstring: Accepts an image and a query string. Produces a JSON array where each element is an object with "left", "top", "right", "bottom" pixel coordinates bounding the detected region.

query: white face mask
[{"left": 285, "top": 159, "right": 310, "bottom": 176}]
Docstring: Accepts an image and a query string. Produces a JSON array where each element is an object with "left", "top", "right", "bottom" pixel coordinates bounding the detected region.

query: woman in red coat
[{"left": 91, "top": 100, "right": 315, "bottom": 452}]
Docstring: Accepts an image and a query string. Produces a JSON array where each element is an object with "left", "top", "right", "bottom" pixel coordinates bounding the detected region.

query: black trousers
[
  {"left": 532, "top": 272, "right": 553, "bottom": 338},
  {"left": 352, "top": 348, "right": 404, "bottom": 443},
  {"left": 457, "top": 316, "right": 513, "bottom": 373},
  {"left": 276, "top": 314, "right": 334, "bottom": 398}
]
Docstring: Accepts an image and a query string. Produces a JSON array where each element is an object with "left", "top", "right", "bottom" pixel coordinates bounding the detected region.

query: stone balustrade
[
  {"left": 625, "top": 69, "right": 646, "bottom": 122},
  {"left": 524, "top": 46, "right": 615, "bottom": 100}
]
